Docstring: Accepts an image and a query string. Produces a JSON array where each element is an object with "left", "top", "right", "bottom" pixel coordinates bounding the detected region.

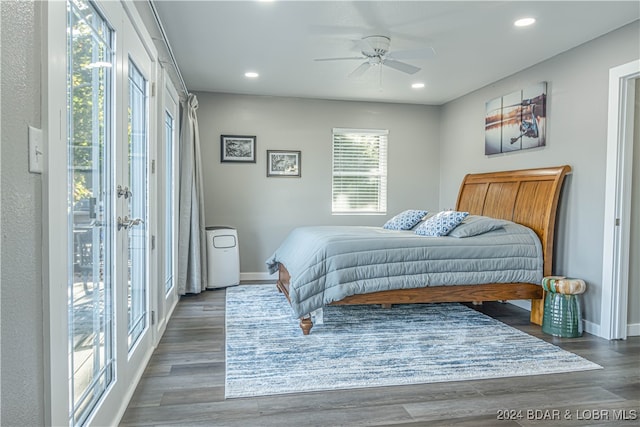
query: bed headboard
[{"left": 455, "top": 165, "right": 571, "bottom": 276}]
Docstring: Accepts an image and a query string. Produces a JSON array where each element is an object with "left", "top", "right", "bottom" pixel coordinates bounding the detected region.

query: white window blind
[{"left": 332, "top": 128, "right": 388, "bottom": 214}]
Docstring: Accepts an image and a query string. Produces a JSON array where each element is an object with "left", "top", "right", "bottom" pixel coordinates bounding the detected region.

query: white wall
[
  {"left": 438, "top": 21, "right": 640, "bottom": 328},
  {"left": 0, "top": 1, "right": 45, "bottom": 425},
  {"left": 196, "top": 93, "right": 441, "bottom": 273}
]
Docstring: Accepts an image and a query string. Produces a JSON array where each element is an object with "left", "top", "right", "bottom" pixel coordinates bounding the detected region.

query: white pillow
[
  {"left": 414, "top": 210, "right": 469, "bottom": 236},
  {"left": 383, "top": 210, "right": 429, "bottom": 230}
]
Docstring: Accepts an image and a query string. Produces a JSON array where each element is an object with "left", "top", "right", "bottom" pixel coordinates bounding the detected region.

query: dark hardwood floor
[{"left": 121, "top": 284, "right": 639, "bottom": 426}]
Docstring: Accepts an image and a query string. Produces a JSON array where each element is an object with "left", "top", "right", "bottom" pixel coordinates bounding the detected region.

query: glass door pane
[
  {"left": 67, "top": 1, "right": 114, "bottom": 424},
  {"left": 127, "top": 60, "right": 148, "bottom": 349}
]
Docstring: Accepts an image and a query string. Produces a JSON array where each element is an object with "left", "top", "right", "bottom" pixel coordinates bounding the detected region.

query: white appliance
[{"left": 206, "top": 226, "right": 240, "bottom": 288}]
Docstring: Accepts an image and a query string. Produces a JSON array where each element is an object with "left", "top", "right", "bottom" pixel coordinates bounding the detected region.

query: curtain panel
[{"left": 177, "top": 94, "right": 207, "bottom": 294}]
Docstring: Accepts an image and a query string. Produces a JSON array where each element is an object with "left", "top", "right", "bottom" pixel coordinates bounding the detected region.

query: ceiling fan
[{"left": 314, "top": 35, "right": 435, "bottom": 79}]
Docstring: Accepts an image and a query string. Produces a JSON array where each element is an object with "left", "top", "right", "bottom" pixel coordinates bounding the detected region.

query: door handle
[
  {"left": 117, "top": 216, "right": 128, "bottom": 231},
  {"left": 116, "top": 185, "right": 132, "bottom": 199},
  {"left": 117, "top": 216, "right": 145, "bottom": 231},
  {"left": 128, "top": 217, "right": 144, "bottom": 228}
]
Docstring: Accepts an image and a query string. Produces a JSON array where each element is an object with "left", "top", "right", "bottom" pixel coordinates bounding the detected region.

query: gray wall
[
  {"left": 0, "top": 1, "right": 45, "bottom": 425},
  {"left": 196, "top": 93, "right": 441, "bottom": 273},
  {"left": 438, "top": 21, "right": 640, "bottom": 327}
]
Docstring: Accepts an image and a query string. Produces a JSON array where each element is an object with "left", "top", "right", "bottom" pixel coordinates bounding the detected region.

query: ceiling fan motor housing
[{"left": 362, "top": 35, "right": 390, "bottom": 57}]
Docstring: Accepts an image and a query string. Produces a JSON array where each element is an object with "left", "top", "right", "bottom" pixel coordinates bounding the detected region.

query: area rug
[{"left": 225, "top": 285, "right": 601, "bottom": 398}]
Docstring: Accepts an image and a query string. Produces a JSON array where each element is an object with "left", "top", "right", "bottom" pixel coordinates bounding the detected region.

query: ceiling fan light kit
[{"left": 359, "top": 35, "right": 391, "bottom": 56}]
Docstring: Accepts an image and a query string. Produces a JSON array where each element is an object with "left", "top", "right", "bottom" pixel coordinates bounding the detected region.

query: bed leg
[
  {"left": 300, "top": 317, "right": 313, "bottom": 335},
  {"left": 530, "top": 297, "right": 544, "bottom": 325},
  {"left": 472, "top": 301, "right": 483, "bottom": 306}
]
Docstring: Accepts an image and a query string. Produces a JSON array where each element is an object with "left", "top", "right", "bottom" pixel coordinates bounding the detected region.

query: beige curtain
[{"left": 177, "top": 93, "right": 207, "bottom": 294}]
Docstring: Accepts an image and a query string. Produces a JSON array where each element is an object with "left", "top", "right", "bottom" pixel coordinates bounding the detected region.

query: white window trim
[{"left": 332, "top": 128, "right": 388, "bottom": 215}]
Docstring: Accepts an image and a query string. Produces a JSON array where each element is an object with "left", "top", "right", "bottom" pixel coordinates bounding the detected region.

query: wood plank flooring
[{"left": 121, "top": 285, "right": 639, "bottom": 426}]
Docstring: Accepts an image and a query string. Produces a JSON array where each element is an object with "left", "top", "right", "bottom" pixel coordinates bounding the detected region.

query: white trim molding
[
  {"left": 508, "top": 300, "right": 532, "bottom": 312},
  {"left": 44, "top": 1, "right": 71, "bottom": 424},
  {"left": 627, "top": 323, "right": 640, "bottom": 337},
  {"left": 241, "top": 272, "right": 278, "bottom": 282},
  {"left": 601, "top": 59, "right": 639, "bottom": 340},
  {"left": 583, "top": 320, "right": 601, "bottom": 338}
]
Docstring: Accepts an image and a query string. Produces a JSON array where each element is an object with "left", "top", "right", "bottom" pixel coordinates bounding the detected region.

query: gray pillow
[{"left": 447, "top": 215, "right": 508, "bottom": 238}]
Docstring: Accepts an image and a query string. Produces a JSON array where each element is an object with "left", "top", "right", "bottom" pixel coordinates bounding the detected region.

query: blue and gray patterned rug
[{"left": 225, "top": 285, "right": 601, "bottom": 399}]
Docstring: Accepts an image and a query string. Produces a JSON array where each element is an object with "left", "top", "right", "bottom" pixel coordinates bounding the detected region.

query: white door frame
[
  {"left": 152, "top": 66, "right": 180, "bottom": 343},
  {"left": 601, "top": 59, "right": 639, "bottom": 340}
]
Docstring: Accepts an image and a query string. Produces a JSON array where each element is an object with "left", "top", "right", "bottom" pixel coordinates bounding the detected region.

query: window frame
[{"left": 331, "top": 128, "right": 388, "bottom": 215}]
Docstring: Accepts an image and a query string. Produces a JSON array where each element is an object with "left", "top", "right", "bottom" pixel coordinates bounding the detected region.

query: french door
[
  {"left": 119, "top": 16, "right": 153, "bottom": 361},
  {"left": 158, "top": 73, "right": 180, "bottom": 335},
  {"left": 63, "top": 1, "right": 155, "bottom": 424},
  {"left": 66, "top": 2, "right": 115, "bottom": 423}
]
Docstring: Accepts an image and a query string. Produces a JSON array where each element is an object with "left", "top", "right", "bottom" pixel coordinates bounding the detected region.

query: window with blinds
[{"left": 332, "top": 128, "right": 388, "bottom": 214}]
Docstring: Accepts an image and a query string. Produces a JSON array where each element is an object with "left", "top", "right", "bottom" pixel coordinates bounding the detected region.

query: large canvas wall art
[{"left": 485, "top": 82, "right": 547, "bottom": 155}]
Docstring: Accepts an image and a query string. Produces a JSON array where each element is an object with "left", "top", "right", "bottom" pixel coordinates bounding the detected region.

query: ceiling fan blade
[
  {"left": 386, "top": 47, "right": 436, "bottom": 60},
  {"left": 382, "top": 59, "right": 421, "bottom": 74},
  {"left": 348, "top": 62, "right": 371, "bottom": 78},
  {"left": 314, "top": 56, "right": 366, "bottom": 62}
]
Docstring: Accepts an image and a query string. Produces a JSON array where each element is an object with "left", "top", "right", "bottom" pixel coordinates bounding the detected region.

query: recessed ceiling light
[
  {"left": 412, "top": 82, "right": 425, "bottom": 89},
  {"left": 245, "top": 72, "right": 259, "bottom": 78},
  {"left": 514, "top": 17, "right": 536, "bottom": 27}
]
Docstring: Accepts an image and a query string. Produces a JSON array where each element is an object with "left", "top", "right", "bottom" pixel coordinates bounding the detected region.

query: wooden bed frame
[{"left": 277, "top": 165, "right": 572, "bottom": 335}]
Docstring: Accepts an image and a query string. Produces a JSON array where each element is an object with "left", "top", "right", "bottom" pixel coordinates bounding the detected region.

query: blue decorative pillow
[
  {"left": 383, "top": 210, "right": 429, "bottom": 230},
  {"left": 414, "top": 210, "right": 469, "bottom": 236}
]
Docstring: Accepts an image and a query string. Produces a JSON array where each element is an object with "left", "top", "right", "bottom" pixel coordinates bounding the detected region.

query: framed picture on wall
[
  {"left": 266, "top": 150, "right": 301, "bottom": 177},
  {"left": 220, "top": 135, "right": 256, "bottom": 163},
  {"left": 484, "top": 82, "right": 547, "bottom": 155}
]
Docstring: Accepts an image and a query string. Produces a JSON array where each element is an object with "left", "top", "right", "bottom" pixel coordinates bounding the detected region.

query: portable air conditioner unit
[{"left": 205, "top": 226, "right": 240, "bottom": 288}]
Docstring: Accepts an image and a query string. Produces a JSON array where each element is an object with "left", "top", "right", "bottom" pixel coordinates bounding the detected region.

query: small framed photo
[
  {"left": 267, "top": 150, "right": 301, "bottom": 177},
  {"left": 220, "top": 135, "right": 256, "bottom": 163}
]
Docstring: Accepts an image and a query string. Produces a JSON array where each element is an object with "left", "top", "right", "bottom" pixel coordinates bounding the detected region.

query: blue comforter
[{"left": 265, "top": 222, "right": 543, "bottom": 317}]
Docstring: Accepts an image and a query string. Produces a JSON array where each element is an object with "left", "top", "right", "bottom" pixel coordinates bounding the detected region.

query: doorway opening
[{"left": 601, "top": 60, "right": 639, "bottom": 340}]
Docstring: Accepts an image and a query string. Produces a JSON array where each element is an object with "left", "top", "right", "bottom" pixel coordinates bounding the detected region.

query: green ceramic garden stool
[{"left": 541, "top": 276, "right": 586, "bottom": 338}]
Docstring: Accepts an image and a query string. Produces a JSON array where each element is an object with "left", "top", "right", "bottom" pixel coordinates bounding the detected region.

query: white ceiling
[{"left": 154, "top": 1, "right": 640, "bottom": 105}]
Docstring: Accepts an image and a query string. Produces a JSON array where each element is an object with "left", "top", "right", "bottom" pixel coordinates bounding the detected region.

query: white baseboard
[
  {"left": 627, "top": 322, "right": 640, "bottom": 337},
  {"left": 508, "top": 299, "right": 532, "bottom": 311},
  {"left": 508, "top": 300, "right": 605, "bottom": 338},
  {"left": 582, "top": 322, "right": 637, "bottom": 339},
  {"left": 240, "top": 272, "right": 277, "bottom": 282},
  {"left": 584, "top": 319, "right": 601, "bottom": 337}
]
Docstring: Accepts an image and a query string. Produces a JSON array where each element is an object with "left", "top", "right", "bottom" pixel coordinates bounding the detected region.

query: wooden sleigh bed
[{"left": 276, "top": 165, "right": 572, "bottom": 335}]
